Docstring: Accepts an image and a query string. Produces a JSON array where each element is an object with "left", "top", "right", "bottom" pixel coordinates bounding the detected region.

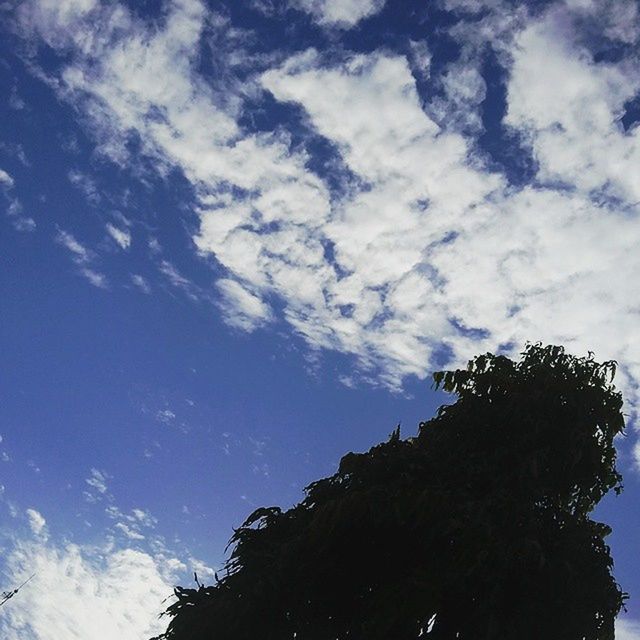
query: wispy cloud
[
  {"left": 131, "top": 273, "right": 151, "bottom": 294},
  {"left": 293, "top": 0, "right": 385, "bottom": 27},
  {"left": 56, "top": 230, "right": 109, "bottom": 288},
  {"left": 1, "top": 168, "right": 35, "bottom": 232},
  {"left": 79, "top": 267, "right": 109, "bottom": 289},
  {"left": 25, "top": 508, "right": 47, "bottom": 537},
  {"left": 216, "top": 278, "right": 272, "bottom": 331},
  {"left": 106, "top": 223, "right": 131, "bottom": 250},
  {"left": 158, "top": 260, "right": 205, "bottom": 302},
  {"left": 83, "top": 468, "right": 111, "bottom": 502},
  {"left": 104, "top": 505, "right": 158, "bottom": 540},
  {"left": 155, "top": 408, "right": 176, "bottom": 425},
  {"left": 11, "top": 215, "right": 37, "bottom": 233},
  {"left": 114, "top": 521, "right": 146, "bottom": 540},
  {"left": 56, "top": 229, "right": 90, "bottom": 263},
  {"left": 68, "top": 168, "right": 101, "bottom": 204},
  {"left": 0, "top": 142, "right": 30, "bottom": 166}
]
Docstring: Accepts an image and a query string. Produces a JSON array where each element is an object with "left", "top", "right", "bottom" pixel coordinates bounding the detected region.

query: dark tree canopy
[{"left": 154, "top": 344, "right": 627, "bottom": 640}]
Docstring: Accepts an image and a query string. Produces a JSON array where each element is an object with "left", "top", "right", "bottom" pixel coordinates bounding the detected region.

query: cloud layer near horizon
[
  {"left": 13, "top": 0, "right": 640, "bottom": 411},
  {"left": 0, "top": 524, "right": 172, "bottom": 640},
  {"left": 0, "top": 504, "right": 217, "bottom": 640}
]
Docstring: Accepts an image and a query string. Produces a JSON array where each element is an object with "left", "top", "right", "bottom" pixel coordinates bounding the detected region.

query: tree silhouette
[{"left": 154, "top": 344, "right": 626, "bottom": 640}]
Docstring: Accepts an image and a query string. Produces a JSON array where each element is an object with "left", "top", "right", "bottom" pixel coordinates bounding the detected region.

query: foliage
[{"left": 153, "top": 344, "right": 626, "bottom": 640}]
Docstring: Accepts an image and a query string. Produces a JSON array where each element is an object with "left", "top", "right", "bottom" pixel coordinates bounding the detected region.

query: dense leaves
[{"left": 153, "top": 344, "right": 626, "bottom": 640}]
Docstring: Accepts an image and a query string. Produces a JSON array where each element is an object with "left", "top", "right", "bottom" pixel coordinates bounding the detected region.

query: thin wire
[{"left": 0, "top": 574, "right": 35, "bottom": 607}]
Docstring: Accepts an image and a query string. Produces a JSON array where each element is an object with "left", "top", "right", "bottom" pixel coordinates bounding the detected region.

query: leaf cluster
[{"left": 153, "top": 344, "right": 626, "bottom": 640}]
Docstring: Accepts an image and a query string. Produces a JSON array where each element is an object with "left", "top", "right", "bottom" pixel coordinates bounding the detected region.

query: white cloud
[
  {"left": 0, "top": 170, "right": 35, "bottom": 231},
  {"left": 158, "top": 260, "right": 204, "bottom": 302},
  {"left": 27, "top": 460, "right": 41, "bottom": 474},
  {"left": 617, "top": 618, "right": 640, "bottom": 640},
  {"left": 68, "top": 169, "right": 100, "bottom": 204},
  {"left": 104, "top": 505, "right": 158, "bottom": 539},
  {"left": 215, "top": 278, "right": 272, "bottom": 331},
  {"left": 84, "top": 468, "right": 109, "bottom": 496},
  {"left": 114, "top": 521, "right": 145, "bottom": 540},
  {"left": 11, "top": 216, "right": 37, "bottom": 232},
  {"left": 19, "top": 0, "right": 99, "bottom": 43},
  {"left": 80, "top": 267, "right": 109, "bottom": 289},
  {"left": 258, "top": 51, "right": 502, "bottom": 383},
  {"left": 1, "top": 498, "right": 215, "bottom": 640},
  {"left": 6, "top": 199, "right": 34, "bottom": 232},
  {"left": 0, "top": 142, "right": 30, "bottom": 166},
  {"left": 505, "top": 3, "right": 640, "bottom": 203},
  {"left": 25, "top": 509, "right": 47, "bottom": 537},
  {"left": 294, "top": 0, "right": 385, "bottom": 27},
  {"left": 104, "top": 505, "right": 123, "bottom": 519},
  {"left": 0, "top": 167, "right": 15, "bottom": 188},
  {"left": 131, "top": 273, "right": 151, "bottom": 294},
  {"left": 155, "top": 408, "right": 176, "bottom": 425},
  {"left": 131, "top": 508, "right": 157, "bottom": 528},
  {"left": 56, "top": 230, "right": 90, "bottom": 263},
  {"left": 148, "top": 238, "right": 162, "bottom": 254},
  {"left": 55, "top": 231, "right": 109, "bottom": 287},
  {"left": 105, "top": 223, "right": 131, "bottom": 249},
  {"left": 188, "top": 557, "right": 215, "bottom": 582},
  {"left": 0, "top": 537, "right": 177, "bottom": 640}
]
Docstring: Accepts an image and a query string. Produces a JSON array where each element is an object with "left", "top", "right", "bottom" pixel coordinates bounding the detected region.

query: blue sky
[{"left": 1, "top": 0, "right": 640, "bottom": 637}]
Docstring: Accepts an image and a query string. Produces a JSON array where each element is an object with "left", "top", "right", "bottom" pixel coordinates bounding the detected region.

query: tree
[{"left": 153, "top": 344, "right": 627, "bottom": 640}]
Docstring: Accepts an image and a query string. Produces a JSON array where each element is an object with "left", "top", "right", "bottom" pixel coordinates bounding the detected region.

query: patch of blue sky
[
  {"left": 622, "top": 93, "right": 640, "bottom": 131},
  {"left": 478, "top": 49, "right": 538, "bottom": 186}
]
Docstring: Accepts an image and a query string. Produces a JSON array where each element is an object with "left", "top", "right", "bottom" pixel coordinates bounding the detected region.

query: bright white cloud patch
[
  {"left": 0, "top": 505, "right": 214, "bottom": 640},
  {"left": 260, "top": 51, "right": 502, "bottom": 384},
  {"left": 86, "top": 468, "right": 108, "bottom": 493},
  {"left": 0, "top": 168, "right": 15, "bottom": 188},
  {"left": 106, "top": 223, "right": 131, "bottom": 249},
  {"left": 216, "top": 278, "right": 273, "bottom": 331},
  {"left": 617, "top": 618, "right": 640, "bottom": 640},
  {"left": 0, "top": 536, "right": 177, "bottom": 640},
  {"left": 25, "top": 509, "right": 47, "bottom": 537},
  {"left": 295, "top": 0, "right": 385, "bottom": 27}
]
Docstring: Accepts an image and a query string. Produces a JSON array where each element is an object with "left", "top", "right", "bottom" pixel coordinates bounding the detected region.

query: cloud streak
[
  {"left": 56, "top": 230, "right": 109, "bottom": 288},
  {"left": 106, "top": 223, "right": 131, "bottom": 250}
]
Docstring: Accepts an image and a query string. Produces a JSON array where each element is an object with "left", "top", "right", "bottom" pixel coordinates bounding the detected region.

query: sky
[{"left": 1, "top": 0, "right": 640, "bottom": 637}]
